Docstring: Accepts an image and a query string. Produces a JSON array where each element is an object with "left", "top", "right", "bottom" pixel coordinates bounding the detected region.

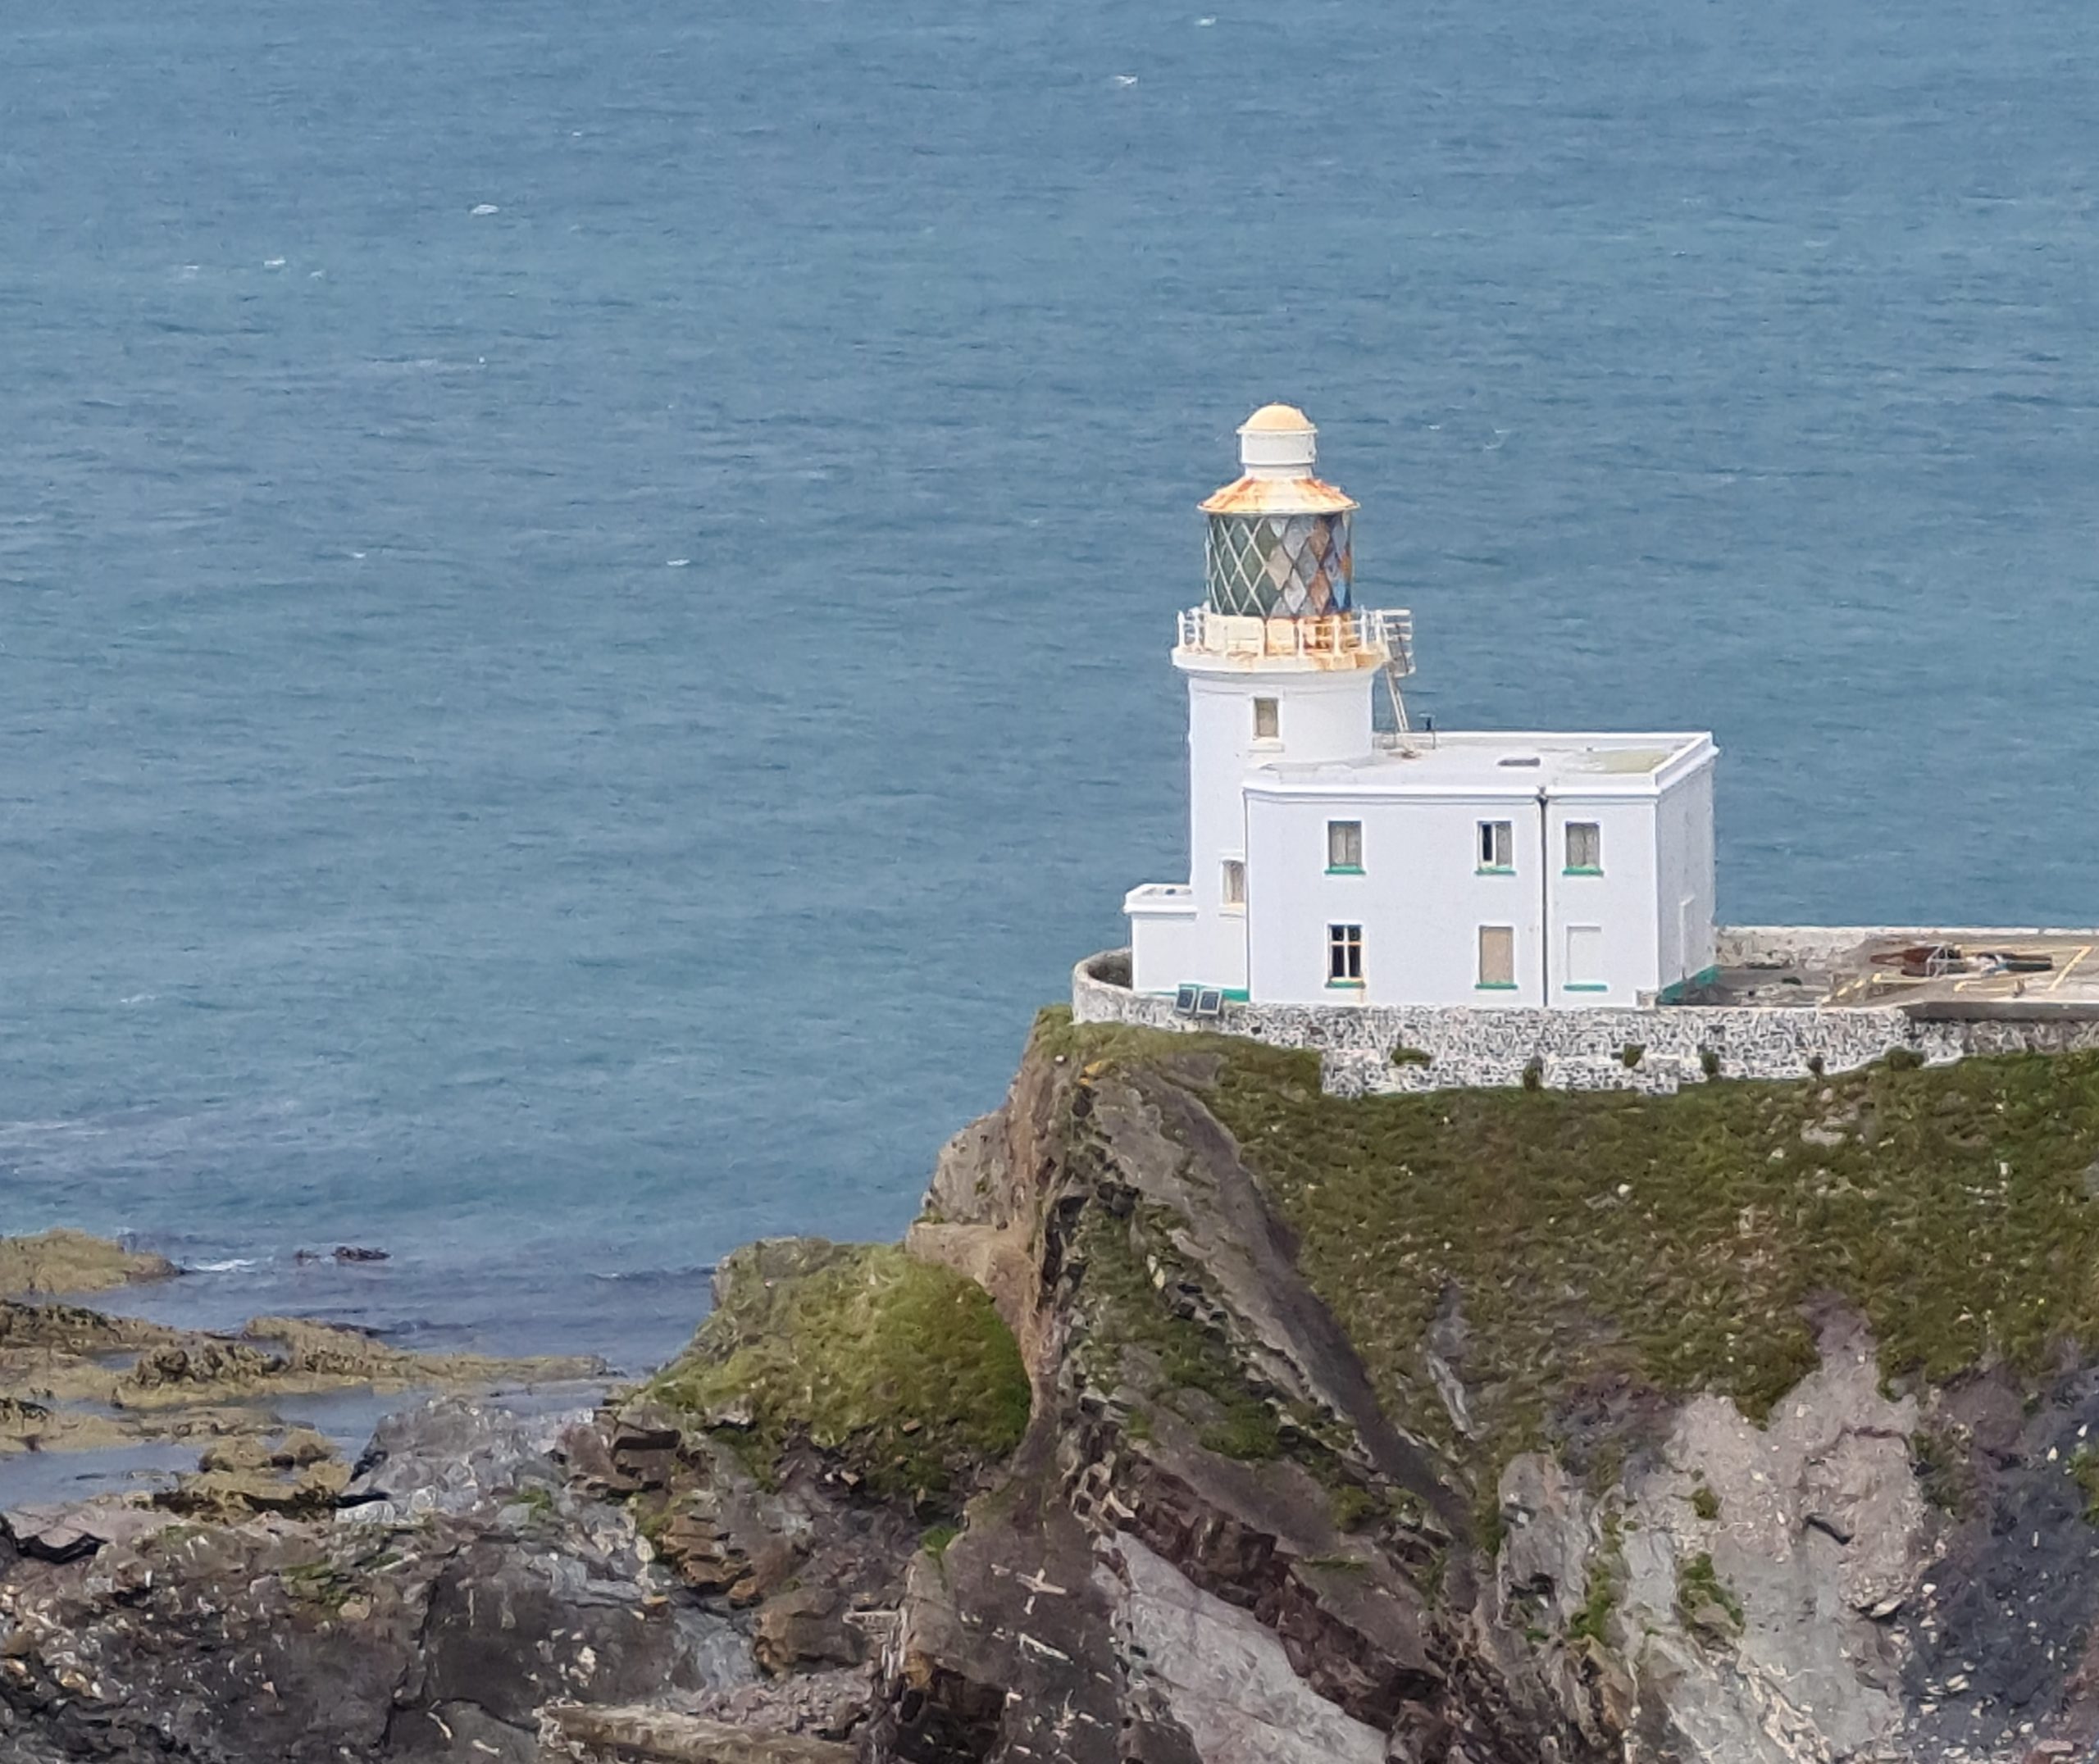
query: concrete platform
[{"left": 1696, "top": 927, "right": 2099, "bottom": 1014}]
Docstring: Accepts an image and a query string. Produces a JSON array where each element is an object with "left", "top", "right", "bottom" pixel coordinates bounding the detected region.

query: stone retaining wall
[{"left": 1070, "top": 945, "right": 2092, "bottom": 1098}]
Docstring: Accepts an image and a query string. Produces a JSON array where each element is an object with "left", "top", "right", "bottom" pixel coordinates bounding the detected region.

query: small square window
[
  {"left": 1565, "top": 822, "right": 1602, "bottom": 872},
  {"left": 1221, "top": 858, "right": 1246, "bottom": 906},
  {"left": 1478, "top": 821, "right": 1513, "bottom": 871},
  {"left": 1477, "top": 925, "right": 1515, "bottom": 989},
  {"left": 1252, "top": 697, "right": 1279, "bottom": 741},
  {"left": 1327, "top": 821, "right": 1363, "bottom": 871},
  {"left": 1327, "top": 923, "right": 1364, "bottom": 984}
]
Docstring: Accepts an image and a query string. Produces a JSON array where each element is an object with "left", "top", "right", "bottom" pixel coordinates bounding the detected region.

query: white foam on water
[
  {"left": 264, "top": 257, "right": 286, "bottom": 268},
  {"left": 189, "top": 1258, "right": 259, "bottom": 1273},
  {"left": 666, "top": 557, "right": 690, "bottom": 567},
  {"left": 471, "top": 202, "right": 500, "bottom": 216},
  {"left": 1113, "top": 74, "right": 1138, "bottom": 85}
]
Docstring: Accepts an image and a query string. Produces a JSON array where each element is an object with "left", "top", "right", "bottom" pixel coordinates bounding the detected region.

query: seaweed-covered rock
[{"left": 0, "top": 1230, "right": 177, "bottom": 1298}]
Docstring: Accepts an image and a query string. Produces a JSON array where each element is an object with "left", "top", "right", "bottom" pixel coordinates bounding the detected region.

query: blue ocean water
[{"left": 2, "top": 0, "right": 2097, "bottom": 1381}]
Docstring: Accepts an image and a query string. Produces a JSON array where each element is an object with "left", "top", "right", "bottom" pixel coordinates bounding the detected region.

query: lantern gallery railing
[{"left": 1175, "top": 607, "right": 1414, "bottom": 675}]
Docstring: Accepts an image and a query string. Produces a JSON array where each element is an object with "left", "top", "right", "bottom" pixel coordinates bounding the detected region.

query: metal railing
[{"left": 1176, "top": 606, "right": 1414, "bottom": 675}]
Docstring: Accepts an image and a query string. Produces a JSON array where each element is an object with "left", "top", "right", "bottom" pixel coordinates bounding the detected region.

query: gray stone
[
  {"left": 1069, "top": 944, "right": 2082, "bottom": 1098},
  {"left": 341, "top": 1394, "right": 590, "bottom": 1521},
  {"left": 1109, "top": 1533, "right": 1387, "bottom": 1764}
]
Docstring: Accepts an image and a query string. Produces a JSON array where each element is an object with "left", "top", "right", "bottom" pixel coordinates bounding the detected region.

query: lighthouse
[{"left": 1122, "top": 407, "right": 1719, "bottom": 1008}]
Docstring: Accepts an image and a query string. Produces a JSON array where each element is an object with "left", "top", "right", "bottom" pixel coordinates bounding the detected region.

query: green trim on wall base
[
  {"left": 1475, "top": 980, "right": 1519, "bottom": 992},
  {"left": 1655, "top": 964, "right": 1723, "bottom": 1005},
  {"left": 1562, "top": 866, "right": 1604, "bottom": 877},
  {"left": 1325, "top": 865, "right": 1365, "bottom": 876}
]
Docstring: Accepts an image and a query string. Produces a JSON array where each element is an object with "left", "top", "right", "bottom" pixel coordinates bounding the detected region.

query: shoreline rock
[
  {"left": 0, "top": 1230, "right": 177, "bottom": 1298},
  {"left": 0, "top": 1290, "right": 607, "bottom": 1470}
]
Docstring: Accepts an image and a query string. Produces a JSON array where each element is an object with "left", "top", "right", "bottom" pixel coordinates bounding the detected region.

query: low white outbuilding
[{"left": 1124, "top": 406, "right": 1719, "bottom": 1009}]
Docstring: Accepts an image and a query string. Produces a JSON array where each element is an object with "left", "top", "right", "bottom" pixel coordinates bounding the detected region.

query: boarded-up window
[
  {"left": 1253, "top": 698, "right": 1279, "bottom": 740},
  {"left": 1327, "top": 821, "right": 1363, "bottom": 871},
  {"left": 1221, "top": 859, "right": 1245, "bottom": 906},
  {"left": 1565, "top": 822, "right": 1602, "bottom": 871},
  {"left": 1478, "top": 925, "right": 1515, "bottom": 989},
  {"left": 1566, "top": 925, "right": 1605, "bottom": 988}
]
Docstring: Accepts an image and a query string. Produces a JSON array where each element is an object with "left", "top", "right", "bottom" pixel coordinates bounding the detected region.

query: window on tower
[
  {"left": 1221, "top": 859, "right": 1245, "bottom": 907},
  {"left": 1477, "top": 821, "right": 1514, "bottom": 871},
  {"left": 1327, "top": 924, "right": 1364, "bottom": 986},
  {"left": 1565, "top": 822, "right": 1602, "bottom": 873},
  {"left": 1252, "top": 698, "right": 1279, "bottom": 741},
  {"left": 1327, "top": 821, "right": 1363, "bottom": 872}
]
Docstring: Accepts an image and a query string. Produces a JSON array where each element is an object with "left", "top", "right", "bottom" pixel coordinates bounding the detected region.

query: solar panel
[
  {"left": 1174, "top": 984, "right": 1200, "bottom": 1016},
  {"left": 1194, "top": 988, "right": 1225, "bottom": 1020}
]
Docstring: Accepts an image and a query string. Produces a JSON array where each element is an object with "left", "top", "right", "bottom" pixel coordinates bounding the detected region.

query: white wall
[
  {"left": 1127, "top": 896, "right": 1202, "bottom": 994},
  {"left": 1655, "top": 757, "right": 1718, "bottom": 989},
  {"left": 1245, "top": 789, "right": 1555, "bottom": 1007},
  {"left": 1160, "top": 663, "right": 1376, "bottom": 994},
  {"left": 1543, "top": 795, "right": 1662, "bottom": 1004},
  {"left": 1241, "top": 785, "right": 1692, "bottom": 1008}
]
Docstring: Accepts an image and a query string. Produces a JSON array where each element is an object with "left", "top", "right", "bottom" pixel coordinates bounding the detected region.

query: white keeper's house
[{"left": 1122, "top": 405, "right": 1719, "bottom": 1010}]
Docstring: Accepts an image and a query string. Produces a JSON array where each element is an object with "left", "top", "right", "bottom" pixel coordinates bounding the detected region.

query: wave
[{"left": 589, "top": 1264, "right": 714, "bottom": 1285}]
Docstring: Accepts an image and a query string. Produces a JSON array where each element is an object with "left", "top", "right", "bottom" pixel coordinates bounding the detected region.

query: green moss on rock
[
  {"left": 1072, "top": 1205, "right": 1285, "bottom": 1462},
  {"left": 1676, "top": 1548, "right": 1744, "bottom": 1639},
  {"left": 1569, "top": 1512, "right": 1624, "bottom": 1644},
  {"left": 644, "top": 1239, "right": 1029, "bottom": 1503}
]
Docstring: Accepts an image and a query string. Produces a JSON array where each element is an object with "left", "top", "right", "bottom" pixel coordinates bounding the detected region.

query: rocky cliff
[{"left": 10, "top": 1013, "right": 2099, "bottom": 1762}]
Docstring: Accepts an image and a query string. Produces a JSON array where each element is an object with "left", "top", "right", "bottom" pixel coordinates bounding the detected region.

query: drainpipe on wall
[
  {"left": 1239, "top": 795, "right": 1252, "bottom": 1000},
  {"left": 1537, "top": 787, "right": 1552, "bottom": 1009}
]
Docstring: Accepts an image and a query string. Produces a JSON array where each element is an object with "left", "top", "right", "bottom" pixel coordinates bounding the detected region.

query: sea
[{"left": 2, "top": 0, "right": 2097, "bottom": 1434}]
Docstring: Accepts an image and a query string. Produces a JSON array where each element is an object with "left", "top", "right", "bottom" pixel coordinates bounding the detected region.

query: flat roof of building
[{"left": 1251, "top": 730, "right": 1714, "bottom": 798}]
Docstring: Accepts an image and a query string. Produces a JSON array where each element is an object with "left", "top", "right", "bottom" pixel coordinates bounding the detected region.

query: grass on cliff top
[
  {"left": 642, "top": 1241, "right": 1030, "bottom": 1503},
  {"left": 1036, "top": 1008, "right": 2099, "bottom": 1466}
]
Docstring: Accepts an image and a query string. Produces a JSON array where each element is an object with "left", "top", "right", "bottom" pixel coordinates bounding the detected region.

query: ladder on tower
[{"left": 1380, "top": 656, "right": 1413, "bottom": 740}]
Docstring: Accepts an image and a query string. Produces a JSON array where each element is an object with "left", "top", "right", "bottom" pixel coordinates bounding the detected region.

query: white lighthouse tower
[
  {"left": 1124, "top": 405, "right": 1414, "bottom": 997},
  {"left": 1122, "top": 406, "right": 1719, "bottom": 1008}
]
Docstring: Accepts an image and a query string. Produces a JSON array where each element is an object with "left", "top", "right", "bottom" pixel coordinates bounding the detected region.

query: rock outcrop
[
  {"left": 0, "top": 1288, "right": 605, "bottom": 1461},
  {"left": 0, "top": 1230, "right": 177, "bottom": 1298},
  {"left": 11, "top": 1018, "right": 2099, "bottom": 1761}
]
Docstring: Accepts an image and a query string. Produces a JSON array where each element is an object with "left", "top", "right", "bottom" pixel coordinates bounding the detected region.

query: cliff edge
[{"left": 9, "top": 1013, "right": 2099, "bottom": 1761}]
